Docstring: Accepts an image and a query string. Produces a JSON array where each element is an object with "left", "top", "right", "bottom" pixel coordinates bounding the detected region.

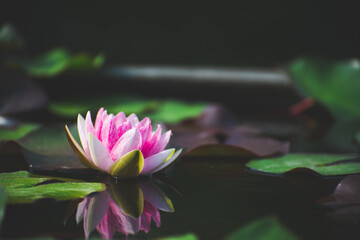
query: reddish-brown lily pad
[
  {"left": 318, "top": 175, "right": 360, "bottom": 222},
  {"left": 181, "top": 156, "right": 247, "bottom": 178},
  {"left": 319, "top": 175, "right": 360, "bottom": 207},
  {"left": 170, "top": 104, "right": 289, "bottom": 158},
  {"left": 172, "top": 127, "right": 289, "bottom": 158}
]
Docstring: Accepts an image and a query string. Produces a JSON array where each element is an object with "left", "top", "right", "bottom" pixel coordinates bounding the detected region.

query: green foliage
[
  {"left": 289, "top": 58, "right": 360, "bottom": 120},
  {"left": 0, "top": 124, "right": 39, "bottom": 141},
  {"left": 49, "top": 95, "right": 158, "bottom": 118},
  {"left": 158, "top": 233, "right": 199, "bottom": 240},
  {"left": 19, "top": 48, "right": 104, "bottom": 77},
  {"left": 0, "top": 171, "right": 105, "bottom": 204},
  {"left": 50, "top": 95, "right": 206, "bottom": 123},
  {"left": 225, "top": 216, "right": 298, "bottom": 240},
  {"left": 247, "top": 154, "right": 360, "bottom": 176}
]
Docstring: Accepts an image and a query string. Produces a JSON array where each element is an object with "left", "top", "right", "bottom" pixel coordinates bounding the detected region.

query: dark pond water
[{"left": 1, "top": 156, "right": 359, "bottom": 240}]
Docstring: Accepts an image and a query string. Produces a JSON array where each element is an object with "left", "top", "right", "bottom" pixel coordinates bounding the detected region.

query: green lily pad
[
  {"left": 11, "top": 238, "right": 54, "bottom": 240},
  {"left": 17, "top": 48, "right": 104, "bottom": 77},
  {"left": 50, "top": 95, "right": 206, "bottom": 123},
  {"left": 225, "top": 216, "right": 298, "bottom": 240},
  {"left": 49, "top": 95, "right": 159, "bottom": 118},
  {"left": 149, "top": 101, "right": 206, "bottom": 123},
  {"left": 289, "top": 58, "right": 360, "bottom": 120},
  {"left": 0, "top": 171, "right": 105, "bottom": 204},
  {"left": 158, "top": 233, "right": 199, "bottom": 240},
  {"left": 247, "top": 154, "right": 360, "bottom": 176},
  {"left": 0, "top": 124, "right": 39, "bottom": 141},
  {"left": 0, "top": 186, "right": 6, "bottom": 225}
]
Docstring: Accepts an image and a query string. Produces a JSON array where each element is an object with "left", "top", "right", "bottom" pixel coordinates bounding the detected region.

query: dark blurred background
[{"left": 1, "top": 1, "right": 359, "bottom": 66}]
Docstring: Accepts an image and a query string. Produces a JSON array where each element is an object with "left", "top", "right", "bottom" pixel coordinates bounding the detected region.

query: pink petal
[
  {"left": 115, "top": 120, "right": 132, "bottom": 142},
  {"left": 98, "top": 110, "right": 109, "bottom": 141},
  {"left": 110, "top": 128, "right": 142, "bottom": 160},
  {"left": 143, "top": 201, "right": 161, "bottom": 227},
  {"left": 85, "top": 111, "right": 95, "bottom": 136},
  {"left": 94, "top": 108, "right": 104, "bottom": 139},
  {"left": 127, "top": 113, "right": 139, "bottom": 127},
  {"left": 107, "top": 118, "right": 119, "bottom": 151},
  {"left": 137, "top": 117, "right": 152, "bottom": 143},
  {"left": 110, "top": 202, "right": 141, "bottom": 235},
  {"left": 155, "top": 130, "right": 172, "bottom": 154},
  {"left": 100, "top": 114, "right": 114, "bottom": 150},
  {"left": 77, "top": 114, "right": 91, "bottom": 160},
  {"left": 142, "top": 124, "right": 162, "bottom": 158},
  {"left": 114, "top": 112, "right": 127, "bottom": 128},
  {"left": 150, "top": 148, "right": 182, "bottom": 174},
  {"left": 140, "top": 149, "right": 175, "bottom": 175},
  {"left": 76, "top": 198, "right": 88, "bottom": 224},
  {"left": 152, "top": 209, "right": 161, "bottom": 228},
  {"left": 83, "top": 191, "right": 111, "bottom": 239},
  {"left": 139, "top": 180, "right": 174, "bottom": 212},
  {"left": 140, "top": 212, "right": 152, "bottom": 233},
  {"left": 88, "top": 133, "right": 113, "bottom": 172},
  {"left": 97, "top": 208, "right": 117, "bottom": 240}
]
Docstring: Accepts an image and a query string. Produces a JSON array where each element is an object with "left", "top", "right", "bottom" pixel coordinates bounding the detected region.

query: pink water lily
[{"left": 65, "top": 108, "right": 182, "bottom": 178}]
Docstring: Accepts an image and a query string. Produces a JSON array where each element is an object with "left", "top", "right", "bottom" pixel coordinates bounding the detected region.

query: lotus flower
[
  {"left": 76, "top": 179, "right": 174, "bottom": 239},
  {"left": 65, "top": 108, "right": 182, "bottom": 178}
]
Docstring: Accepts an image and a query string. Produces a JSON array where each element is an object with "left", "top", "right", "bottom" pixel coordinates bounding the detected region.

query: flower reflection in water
[{"left": 76, "top": 179, "right": 174, "bottom": 239}]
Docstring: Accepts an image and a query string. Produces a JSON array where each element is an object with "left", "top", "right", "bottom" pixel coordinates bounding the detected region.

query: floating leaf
[
  {"left": 157, "top": 233, "right": 199, "bottom": 240},
  {"left": 50, "top": 95, "right": 159, "bottom": 118},
  {"left": 173, "top": 126, "right": 289, "bottom": 158},
  {"left": 225, "top": 216, "right": 298, "bottom": 240},
  {"left": 181, "top": 157, "right": 246, "bottom": 178},
  {"left": 13, "top": 124, "right": 88, "bottom": 171},
  {"left": 0, "top": 186, "right": 6, "bottom": 225},
  {"left": 289, "top": 58, "right": 360, "bottom": 120},
  {"left": 50, "top": 95, "right": 206, "bottom": 123},
  {"left": 319, "top": 174, "right": 360, "bottom": 207},
  {"left": 333, "top": 175, "right": 360, "bottom": 203},
  {"left": 17, "top": 48, "right": 104, "bottom": 77},
  {"left": 149, "top": 101, "right": 206, "bottom": 123},
  {"left": 317, "top": 175, "right": 360, "bottom": 222},
  {"left": 0, "top": 124, "right": 38, "bottom": 141},
  {"left": 247, "top": 154, "right": 360, "bottom": 176},
  {"left": 184, "top": 138, "right": 289, "bottom": 157},
  {"left": 0, "top": 171, "right": 105, "bottom": 204}
]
